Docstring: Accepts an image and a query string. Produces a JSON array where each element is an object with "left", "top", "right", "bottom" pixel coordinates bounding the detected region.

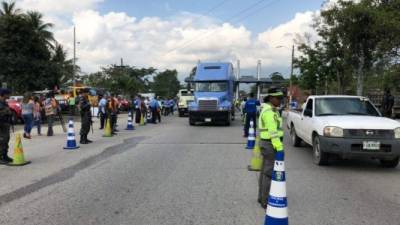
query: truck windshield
[
  {"left": 180, "top": 91, "right": 193, "bottom": 96},
  {"left": 195, "top": 82, "right": 228, "bottom": 92},
  {"left": 315, "top": 98, "right": 380, "bottom": 116}
]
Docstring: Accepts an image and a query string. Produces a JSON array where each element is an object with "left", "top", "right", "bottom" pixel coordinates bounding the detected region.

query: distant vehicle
[
  {"left": 188, "top": 62, "right": 235, "bottom": 125},
  {"left": 117, "top": 96, "right": 129, "bottom": 111},
  {"left": 177, "top": 89, "right": 194, "bottom": 117},
  {"left": 287, "top": 95, "right": 400, "bottom": 168},
  {"left": 6, "top": 99, "right": 22, "bottom": 124}
]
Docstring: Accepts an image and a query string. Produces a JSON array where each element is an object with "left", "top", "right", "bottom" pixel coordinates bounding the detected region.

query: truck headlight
[
  {"left": 395, "top": 128, "right": 400, "bottom": 139},
  {"left": 323, "top": 126, "right": 344, "bottom": 137}
]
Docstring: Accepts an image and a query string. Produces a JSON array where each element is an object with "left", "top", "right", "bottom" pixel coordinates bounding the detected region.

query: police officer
[
  {"left": 79, "top": 88, "right": 92, "bottom": 144},
  {"left": 0, "top": 88, "right": 13, "bottom": 164},
  {"left": 257, "top": 88, "right": 284, "bottom": 208},
  {"left": 243, "top": 93, "right": 260, "bottom": 137}
]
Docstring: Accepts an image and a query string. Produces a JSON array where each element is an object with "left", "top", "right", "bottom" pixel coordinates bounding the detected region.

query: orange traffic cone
[{"left": 8, "top": 133, "right": 31, "bottom": 166}]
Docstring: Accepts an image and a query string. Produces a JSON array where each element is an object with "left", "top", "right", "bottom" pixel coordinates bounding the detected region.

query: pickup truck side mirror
[{"left": 304, "top": 109, "right": 313, "bottom": 117}]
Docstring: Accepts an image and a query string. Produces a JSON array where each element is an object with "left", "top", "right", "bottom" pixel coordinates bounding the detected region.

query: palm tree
[
  {"left": 0, "top": 1, "right": 21, "bottom": 17},
  {"left": 25, "top": 11, "right": 55, "bottom": 49},
  {"left": 52, "top": 43, "right": 75, "bottom": 86}
]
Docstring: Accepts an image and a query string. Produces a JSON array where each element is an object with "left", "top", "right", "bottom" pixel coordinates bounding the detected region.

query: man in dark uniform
[
  {"left": 79, "top": 88, "right": 92, "bottom": 144},
  {"left": 0, "top": 88, "right": 13, "bottom": 164},
  {"left": 382, "top": 89, "right": 395, "bottom": 118}
]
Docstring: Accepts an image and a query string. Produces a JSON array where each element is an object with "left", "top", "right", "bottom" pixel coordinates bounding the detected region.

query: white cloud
[{"left": 17, "top": 0, "right": 319, "bottom": 80}]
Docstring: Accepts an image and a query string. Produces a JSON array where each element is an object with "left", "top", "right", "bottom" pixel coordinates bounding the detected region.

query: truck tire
[
  {"left": 189, "top": 116, "right": 195, "bottom": 126},
  {"left": 379, "top": 157, "right": 399, "bottom": 168},
  {"left": 290, "top": 125, "right": 302, "bottom": 147},
  {"left": 225, "top": 114, "right": 231, "bottom": 126},
  {"left": 179, "top": 111, "right": 184, "bottom": 117},
  {"left": 313, "top": 135, "right": 329, "bottom": 166}
]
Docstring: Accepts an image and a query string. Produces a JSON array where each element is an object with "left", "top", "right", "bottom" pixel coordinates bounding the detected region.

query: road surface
[{"left": 0, "top": 114, "right": 399, "bottom": 225}]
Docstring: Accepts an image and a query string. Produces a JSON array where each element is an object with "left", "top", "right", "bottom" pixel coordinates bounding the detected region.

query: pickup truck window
[
  {"left": 195, "top": 82, "right": 228, "bottom": 92},
  {"left": 315, "top": 98, "right": 380, "bottom": 117},
  {"left": 304, "top": 99, "right": 313, "bottom": 117}
]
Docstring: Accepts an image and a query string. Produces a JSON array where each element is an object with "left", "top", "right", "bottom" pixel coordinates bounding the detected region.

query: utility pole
[
  {"left": 73, "top": 26, "right": 76, "bottom": 86},
  {"left": 289, "top": 44, "right": 294, "bottom": 104},
  {"left": 257, "top": 60, "right": 261, "bottom": 99},
  {"left": 121, "top": 58, "right": 124, "bottom": 67},
  {"left": 236, "top": 60, "right": 240, "bottom": 99}
]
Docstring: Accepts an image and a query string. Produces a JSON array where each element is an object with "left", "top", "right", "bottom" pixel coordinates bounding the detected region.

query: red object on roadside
[{"left": 7, "top": 99, "right": 22, "bottom": 123}]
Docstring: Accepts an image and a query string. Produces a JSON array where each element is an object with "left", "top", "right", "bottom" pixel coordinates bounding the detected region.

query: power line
[{"left": 165, "top": 0, "right": 279, "bottom": 55}]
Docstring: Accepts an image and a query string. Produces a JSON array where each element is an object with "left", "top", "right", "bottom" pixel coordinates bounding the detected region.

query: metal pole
[
  {"left": 73, "top": 26, "right": 76, "bottom": 86},
  {"left": 289, "top": 44, "right": 294, "bottom": 103},
  {"left": 257, "top": 60, "right": 261, "bottom": 99},
  {"left": 236, "top": 60, "right": 240, "bottom": 99}
]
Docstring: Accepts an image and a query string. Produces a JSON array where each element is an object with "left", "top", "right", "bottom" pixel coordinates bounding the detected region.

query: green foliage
[
  {"left": 83, "top": 65, "right": 156, "bottom": 97},
  {"left": 295, "top": 0, "right": 400, "bottom": 95},
  {"left": 0, "top": 1, "right": 73, "bottom": 93},
  {"left": 151, "top": 69, "right": 180, "bottom": 98}
]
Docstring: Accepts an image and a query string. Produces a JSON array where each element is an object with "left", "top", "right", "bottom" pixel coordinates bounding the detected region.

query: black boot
[
  {"left": 80, "top": 135, "right": 88, "bottom": 144},
  {"left": 0, "top": 156, "right": 9, "bottom": 164},
  {"left": 86, "top": 135, "right": 93, "bottom": 143}
]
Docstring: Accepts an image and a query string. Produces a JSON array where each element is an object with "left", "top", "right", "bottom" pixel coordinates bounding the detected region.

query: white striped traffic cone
[
  {"left": 63, "top": 118, "right": 80, "bottom": 150},
  {"left": 246, "top": 121, "right": 256, "bottom": 149},
  {"left": 264, "top": 151, "right": 288, "bottom": 225},
  {"left": 126, "top": 110, "right": 135, "bottom": 130}
]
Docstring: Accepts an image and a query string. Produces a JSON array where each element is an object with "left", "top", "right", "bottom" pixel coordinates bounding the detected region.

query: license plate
[
  {"left": 205, "top": 118, "right": 212, "bottom": 122},
  {"left": 363, "top": 141, "right": 380, "bottom": 150}
]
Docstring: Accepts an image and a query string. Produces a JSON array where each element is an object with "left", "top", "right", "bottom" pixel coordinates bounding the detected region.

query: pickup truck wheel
[
  {"left": 313, "top": 135, "right": 329, "bottom": 165},
  {"left": 189, "top": 116, "right": 195, "bottom": 126},
  {"left": 379, "top": 157, "right": 399, "bottom": 168},
  {"left": 290, "top": 126, "right": 302, "bottom": 147}
]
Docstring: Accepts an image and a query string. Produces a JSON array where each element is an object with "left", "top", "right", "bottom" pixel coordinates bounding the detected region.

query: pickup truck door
[{"left": 299, "top": 99, "right": 314, "bottom": 144}]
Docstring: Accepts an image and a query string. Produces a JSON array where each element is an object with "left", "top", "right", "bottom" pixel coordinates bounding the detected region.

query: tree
[
  {"left": 270, "top": 72, "right": 285, "bottom": 81},
  {"left": 25, "top": 11, "right": 55, "bottom": 49},
  {"left": 151, "top": 69, "right": 180, "bottom": 98},
  {"left": 0, "top": 1, "right": 20, "bottom": 16}
]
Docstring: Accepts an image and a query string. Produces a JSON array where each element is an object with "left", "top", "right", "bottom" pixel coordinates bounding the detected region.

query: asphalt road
[{"left": 0, "top": 114, "right": 399, "bottom": 225}]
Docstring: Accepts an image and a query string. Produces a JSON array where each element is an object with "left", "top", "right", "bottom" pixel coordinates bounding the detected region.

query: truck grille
[
  {"left": 198, "top": 99, "right": 218, "bottom": 111},
  {"left": 344, "top": 129, "right": 394, "bottom": 139}
]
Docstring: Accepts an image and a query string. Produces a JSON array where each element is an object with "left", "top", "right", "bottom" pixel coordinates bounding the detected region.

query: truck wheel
[
  {"left": 379, "top": 157, "right": 399, "bottom": 168},
  {"left": 313, "top": 135, "right": 329, "bottom": 165},
  {"left": 290, "top": 125, "right": 302, "bottom": 147},
  {"left": 189, "top": 116, "right": 195, "bottom": 126},
  {"left": 225, "top": 114, "right": 231, "bottom": 126},
  {"left": 179, "top": 111, "right": 184, "bottom": 117}
]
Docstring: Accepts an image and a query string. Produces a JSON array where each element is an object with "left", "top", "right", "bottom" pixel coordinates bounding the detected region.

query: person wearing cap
[
  {"left": 79, "top": 88, "right": 92, "bottom": 144},
  {"left": 0, "top": 88, "right": 13, "bottom": 164},
  {"left": 243, "top": 93, "right": 260, "bottom": 137},
  {"left": 257, "top": 88, "right": 284, "bottom": 209}
]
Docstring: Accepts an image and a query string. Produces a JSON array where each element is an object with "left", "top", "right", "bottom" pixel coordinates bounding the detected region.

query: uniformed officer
[
  {"left": 243, "top": 93, "right": 260, "bottom": 137},
  {"left": 79, "top": 88, "right": 92, "bottom": 144},
  {"left": 0, "top": 88, "right": 13, "bottom": 164},
  {"left": 257, "top": 88, "right": 284, "bottom": 208}
]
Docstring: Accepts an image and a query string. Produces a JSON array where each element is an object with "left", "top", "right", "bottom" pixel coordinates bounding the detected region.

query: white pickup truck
[{"left": 287, "top": 95, "right": 400, "bottom": 167}]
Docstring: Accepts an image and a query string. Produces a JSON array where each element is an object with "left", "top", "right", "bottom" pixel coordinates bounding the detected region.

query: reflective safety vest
[{"left": 258, "top": 103, "right": 284, "bottom": 151}]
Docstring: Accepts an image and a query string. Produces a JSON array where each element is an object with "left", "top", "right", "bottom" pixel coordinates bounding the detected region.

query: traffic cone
[
  {"left": 64, "top": 118, "right": 80, "bottom": 150},
  {"left": 126, "top": 111, "right": 135, "bottom": 130},
  {"left": 146, "top": 109, "right": 152, "bottom": 123},
  {"left": 248, "top": 136, "right": 262, "bottom": 171},
  {"left": 8, "top": 134, "right": 31, "bottom": 166},
  {"left": 103, "top": 118, "right": 112, "bottom": 137},
  {"left": 246, "top": 121, "right": 256, "bottom": 149},
  {"left": 264, "top": 151, "right": 288, "bottom": 225}
]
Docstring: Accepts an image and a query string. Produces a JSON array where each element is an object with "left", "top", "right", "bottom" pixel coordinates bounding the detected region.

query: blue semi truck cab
[{"left": 188, "top": 62, "right": 236, "bottom": 126}]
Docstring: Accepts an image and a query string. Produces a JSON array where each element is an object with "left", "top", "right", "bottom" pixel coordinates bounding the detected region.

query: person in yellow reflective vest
[{"left": 257, "top": 88, "right": 284, "bottom": 209}]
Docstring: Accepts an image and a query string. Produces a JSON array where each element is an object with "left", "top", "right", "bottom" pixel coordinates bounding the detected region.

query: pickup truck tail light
[
  {"left": 324, "top": 126, "right": 344, "bottom": 137},
  {"left": 395, "top": 128, "right": 400, "bottom": 139}
]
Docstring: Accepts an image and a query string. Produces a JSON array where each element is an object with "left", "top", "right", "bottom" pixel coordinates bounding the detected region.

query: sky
[{"left": 16, "top": 0, "right": 329, "bottom": 81}]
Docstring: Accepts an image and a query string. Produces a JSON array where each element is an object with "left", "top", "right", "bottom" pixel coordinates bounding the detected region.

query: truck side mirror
[{"left": 304, "top": 109, "right": 313, "bottom": 117}]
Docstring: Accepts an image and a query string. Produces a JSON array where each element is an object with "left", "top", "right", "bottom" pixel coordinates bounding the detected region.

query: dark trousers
[
  {"left": 0, "top": 126, "right": 10, "bottom": 159},
  {"left": 151, "top": 108, "right": 158, "bottom": 124},
  {"left": 135, "top": 109, "right": 141, "bottom": 124},
  {"left": 99, "top": 112, "right": 106, "bottom": 129},
  {"left": 157, "top": 110, "right": 161, "bottom": 123},
  {"left": 47, "top": 115, "right": 54, "bottom": 136},
  {"left": 80, "top": 115, "right": 90, "bottom": 137},
  {"left": 244, "top": 112, "right": 257, "bottom": 136},
  {"left": 258, "top": 140, "right": 276, "bottom": 206},
  {"left": 69, "top": 105, "right": 75, "bottom": 116},
  {"left": 110, "top": 114, "right": 117, "bottom": 131}
]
